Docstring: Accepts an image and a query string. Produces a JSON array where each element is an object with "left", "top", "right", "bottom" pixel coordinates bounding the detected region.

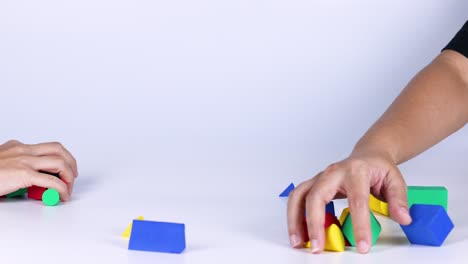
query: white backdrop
[{"left": 0, "top": 1, "right": 467, "bottom": 263}]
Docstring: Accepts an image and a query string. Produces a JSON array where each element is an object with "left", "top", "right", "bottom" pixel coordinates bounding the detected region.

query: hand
[
  {"left": 0, "top": 140, "right": 78, "bottom": 201},
  {"left": 287, "top": 153, "right": 412, "bottom": 254}
]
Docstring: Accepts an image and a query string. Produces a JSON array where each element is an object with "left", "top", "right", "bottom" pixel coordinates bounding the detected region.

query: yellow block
[
  {"left": 122, "top": 216, "right": 144, "bottom": 238},
  {"left": 324, "top": 224, "right": 345, "bottom": 252},
  {"left": 303, "top": 224, "right": 345, "bottom": 252},
  {"left": 339, "top": 208, "right": 350, "bottom": 226},
  {"left": 369, "top": 195, "right": 389, "bottom": 216}
]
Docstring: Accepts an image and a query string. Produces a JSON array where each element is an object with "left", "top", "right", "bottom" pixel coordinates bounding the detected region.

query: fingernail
[
  {"left": 290, "top": 234, "right": 301, "bottom": 248},
  {"left": 357, "top": 240, "right": 369, "bottom": 253},
  {"left": 311, "top": 239, "right": 320, "bottom": 253},
  {"left": 400, "top": 207, "right": 412, "bottom": 223}
]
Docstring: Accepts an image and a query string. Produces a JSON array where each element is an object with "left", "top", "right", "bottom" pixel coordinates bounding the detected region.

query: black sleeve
[{"left": 442, "top": 20, "right": 468, "bottom": 58}]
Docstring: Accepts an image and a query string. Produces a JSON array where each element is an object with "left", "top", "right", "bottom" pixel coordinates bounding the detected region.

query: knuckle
[
  {"left": 50, "top": 141, "right": 65, "bottom": 151},
  {"left": 12, "top": 144, "right": 27, "bottom": 155},
  {"left": 349, "top": 196, "right": 369, "bottom": 210},
  {"left": 305, "top": 188, "right": 322, "bottom": 203},
  {"left": 348, "top": 159, "right": 366, "bottom": 173},
  {"left": 6, "top": 139, "right": 21, "bottom": 145},
  {"left": 324, "top": 163, "right": 340, "bottom": 175}
]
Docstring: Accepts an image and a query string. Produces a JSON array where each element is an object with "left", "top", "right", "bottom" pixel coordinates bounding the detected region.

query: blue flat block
[
  {"left": 128, "top": 220, "right": 186, "bottom": 253},
  {"left": 279, "top": 183, "right": 295, "bottom": 197},
  {"left": 400, "top": 204, "right": 454, "bottom": 246},
  {"left": 325, "top": 201, "right": 335, "bottom": 216}
]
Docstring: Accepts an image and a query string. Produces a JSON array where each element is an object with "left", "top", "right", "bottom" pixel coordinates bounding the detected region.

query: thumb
[{"left": 382, "top": 167, "right": 412, "bottom": 225}]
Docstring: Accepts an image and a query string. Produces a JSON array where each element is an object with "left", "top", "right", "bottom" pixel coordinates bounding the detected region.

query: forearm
[{"left": 353, "top": 50, "right": 468, "bottom": 164}]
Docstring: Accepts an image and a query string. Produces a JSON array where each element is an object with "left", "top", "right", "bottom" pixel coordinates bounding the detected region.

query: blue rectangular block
[
  {"left": 400, "top": 204, "right": 454, "bottom": 246},
  {"left": 128, "top": 220, "right": 186, "bottom": 254}
]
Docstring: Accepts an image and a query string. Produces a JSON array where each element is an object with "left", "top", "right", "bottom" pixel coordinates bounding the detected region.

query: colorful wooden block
[
  {"left": 326, "top": 201, "right": 335, "bottom": 216},
  {"left": 302, "top": 216, "right": 309, "bottom": 242},
  {"left": 122, "top": 216, "right": 145, "bottom": 238},
  {"left": 6, "top": 188, "right": 27, "bottom": 198},
  {"left": 279, "top": 183, "right": 295, "bottom": 197},
  {"left": 42, "top": 189, "right": 60, "bottom": 206},
  {"left": 28, "top": 186, "right": 47, "bottom": 200},
  {"left": 341, "top": 208, "right": 381, "bottom": 246},
  {"left": 407, "top": 186, "right": 448, "bottom": 210},
  {"left": 325, "top": 212, "right": 341, "bottom": 228},
  {"left": 369, "top": 194, "right": 389, "bottom": 216},
  {"left": 339, "top": 208, "right": 350, "bottom": 226},
  {"left": 324, "top": 224, "right": 345, "bottom": 252},
  {"left": 304, "top": 212, "right": 342, "bottom": 249},
  {"left": 128, "top": 220, "right": 186, "bottom": 254},
  {"left": 304, "top": 223, "right": 345, "bottom": 252},
  {"left": 400, "top": 204, "right": 453, "bottom": 246}
]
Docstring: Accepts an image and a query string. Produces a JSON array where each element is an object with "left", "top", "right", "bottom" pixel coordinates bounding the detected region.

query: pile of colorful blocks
[{"left": 280, "top": 184, "right": 454, "bottom": 251}]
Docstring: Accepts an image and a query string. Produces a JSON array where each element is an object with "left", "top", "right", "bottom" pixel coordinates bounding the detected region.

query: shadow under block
[
  {"left": 279, "top": 183, "right": 295, "bottom": 197},
  {"left": 369, "top": 195, "right": 389, "bottom": 216},
  {"left": 6, "top": 188, "right": 27, "bottom": 198},
  {"left": 128, "top": 220, "right": 186, "bottom": 254},
  {"left": 407, "top": 186, "right": 448, "bottom": 210},
  {"left": 122, "top": 216, "right": 145, "bottom": 238},
  {"left": 28, "top": 186, "right": 47, "bottom": 200},
  {"left": 341, "top": 209, "right": 381, "bottom": 246},
  {"left": 400, "top": 204, "right": 454, "bottom": 246}
]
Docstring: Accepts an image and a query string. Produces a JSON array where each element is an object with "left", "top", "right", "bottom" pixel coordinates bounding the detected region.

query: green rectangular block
[
  {"left": 407, "top": 186, "right": 448, "bottom": 210},
  {"left": 6, "top": 188, "right": 27, "bottom": 198}
]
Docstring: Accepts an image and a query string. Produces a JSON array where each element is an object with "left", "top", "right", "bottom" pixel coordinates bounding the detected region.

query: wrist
[{"left": 351, "top": 135, "right": 399, "bottom": 164}]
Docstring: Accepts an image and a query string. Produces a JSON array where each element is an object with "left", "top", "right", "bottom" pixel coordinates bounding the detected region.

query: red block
[
  {"left": 28, "top": 186, "right": 46, "bottom": 200},
  {"left": 324, "top": 212, "right": 341, "bottom": 229},
  {"left": 302, "top": 212, "right": 342, "bottom": 242},
  {"left": 302, "top": 216, "right": 310, "bottom": 241}
]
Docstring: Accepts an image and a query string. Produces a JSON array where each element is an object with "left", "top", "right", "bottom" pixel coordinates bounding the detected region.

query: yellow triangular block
[
  {"left": 369, "top": 195, "right": 389, "bottom": 216},
  {"left": 122, "top": 216, "right": 144, "bottom": 238},
  {"left": 303, "top": 224, "right": 345, "bottom": 252},
  {"left": 324, "top": 224, "right": 345, "bottom": 252},
  {"left": 339, "top": 208, "right": 350, "bottom": 226}
]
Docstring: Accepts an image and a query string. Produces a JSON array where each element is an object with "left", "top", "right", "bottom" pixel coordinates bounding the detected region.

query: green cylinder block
[{"left": 42, "top": 189, "right": 60, "bottom": 206}]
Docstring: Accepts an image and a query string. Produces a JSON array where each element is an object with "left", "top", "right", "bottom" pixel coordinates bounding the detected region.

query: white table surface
[
  {"left": 0, "top": 146, "right": 466, "bottom": 264},
  {"left": 0, "top": 0, "right": 467, "bottom": 263}
]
